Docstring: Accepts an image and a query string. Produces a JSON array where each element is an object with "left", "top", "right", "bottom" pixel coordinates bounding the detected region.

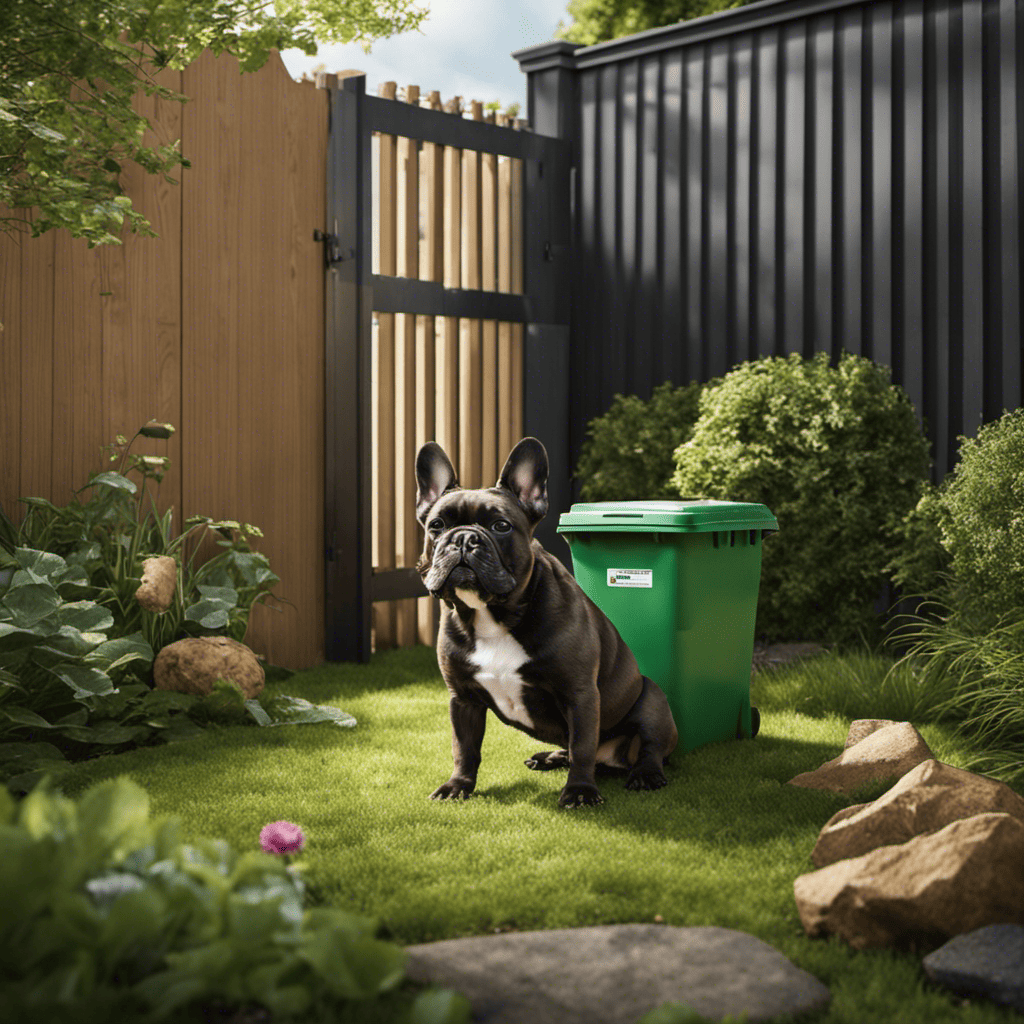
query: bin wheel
[{"left": 738, "top": 705, "right": 761, "bottom": 740}]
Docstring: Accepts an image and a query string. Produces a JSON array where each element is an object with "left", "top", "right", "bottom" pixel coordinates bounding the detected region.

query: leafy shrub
[
  {"left": 0, "top": 545, "right": 354, "bottom": 790},
  {"left": 575, "top": 381, "right": 709, "bottom": 501},
  {"left": 670, "top": 353, "right": 931, "bottom": 644},
  {"left": 1, "top": 422, "right": 288, "bottom": 656},
  {"left": 891, "top": 407, "right": 1024, "bottom": 624},
  {"left": 0, "top": 776, "right": 468, "bottom": 1023}
]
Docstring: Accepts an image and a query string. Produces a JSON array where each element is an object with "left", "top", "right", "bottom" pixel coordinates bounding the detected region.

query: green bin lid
[{"left": 556, "top": 499, "right": 778, "bottom": 533}]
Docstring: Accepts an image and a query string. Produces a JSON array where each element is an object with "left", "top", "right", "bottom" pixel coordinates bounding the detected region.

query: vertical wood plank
[
  {"left": 0, "top": 216, "right": 25, "bottom": 519},
  {"left": 418, "top": 91, "right": 444, "bottom": 645},
  {"left": 496, "top": 118, "right": 514, "bottom": 460},
  {"left": 373, "top": 81, "right": 398, "bottom": 650},
  {"left": 438, "top": 96, "right": 462, "bottom": 459},
  {"left": 395, "top": 84, "right": 420, "bottom": 646},
  {"left": 16, "top": 217, "right": 55, "bottom": 513},
  {"left": 102, "top": 60, "right": 183, "bottom": 538},
  {"left": 480, "top": 109, "right": 499, "bottom": 484},
  {"left": 459, "top": 101, "right": 483, "bottom": 487},
  {"left": 183, "top": 50, "right": 326, "bottom": 668}
]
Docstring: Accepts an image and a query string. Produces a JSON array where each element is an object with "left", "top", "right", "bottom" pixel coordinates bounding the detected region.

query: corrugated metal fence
[{"left": 516, "top": 0, "right": 1024, "bottom": 484}]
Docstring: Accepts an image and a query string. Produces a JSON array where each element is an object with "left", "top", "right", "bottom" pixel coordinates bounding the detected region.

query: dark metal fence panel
[{"left": 516, "top": 0, "right": 1023, "bottom": 487}]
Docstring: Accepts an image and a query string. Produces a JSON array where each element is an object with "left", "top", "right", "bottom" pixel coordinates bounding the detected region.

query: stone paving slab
[
  {"left": 404, "top": 924, "right": 831, "bottom": 1024},
  {"left": 923, "top": 924, "right": 1024, "bottom": 1013}
]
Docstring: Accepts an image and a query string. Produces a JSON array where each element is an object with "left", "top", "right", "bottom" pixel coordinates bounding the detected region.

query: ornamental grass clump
[{"left": 671, "top": 353, "right": 931, "bottom": 645}]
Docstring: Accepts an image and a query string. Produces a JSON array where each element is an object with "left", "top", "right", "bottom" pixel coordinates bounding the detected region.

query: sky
[{"left": 277, "top": 0, "right": 568, "bottom": 117}]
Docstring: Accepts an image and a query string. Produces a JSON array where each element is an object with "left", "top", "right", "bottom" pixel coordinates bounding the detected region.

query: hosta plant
[
  {"left": 0, "top": 776, "right": 469, "bottom": 1023},
  {"left": 0, "top": 550, "right": 353, "bottom": 791},
  {"left": 4, "top": 422, "right": 289, "bottom": 656}
]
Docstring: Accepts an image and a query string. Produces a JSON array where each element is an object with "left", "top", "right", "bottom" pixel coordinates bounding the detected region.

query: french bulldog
[{"left": 415, "top": 437, "right": 678, "bottom": 808}]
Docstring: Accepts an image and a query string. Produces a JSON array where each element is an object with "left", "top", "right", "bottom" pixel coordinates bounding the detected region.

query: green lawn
[{"left": 52, "top": 646, "right": 1024, "bottom": 1024}]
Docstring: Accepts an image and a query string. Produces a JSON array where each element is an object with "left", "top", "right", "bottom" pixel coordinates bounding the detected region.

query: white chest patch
[{"left": 458, "top": 596, "right": 533, "bottom": 729}]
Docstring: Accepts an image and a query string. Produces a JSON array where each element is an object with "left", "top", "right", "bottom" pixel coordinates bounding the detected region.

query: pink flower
[{"left": 260, "top": 821, "right": 305, "bottom": 855}]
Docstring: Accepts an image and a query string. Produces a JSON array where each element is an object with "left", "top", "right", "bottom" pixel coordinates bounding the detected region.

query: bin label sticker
[{"left": 607, "top": 568, "right": 653, "bottom": 588}]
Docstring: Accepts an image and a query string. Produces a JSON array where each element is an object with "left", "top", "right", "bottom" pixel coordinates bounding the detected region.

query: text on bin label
[{"left": 607, "top": 569, "right": 653, "bottom": 588}]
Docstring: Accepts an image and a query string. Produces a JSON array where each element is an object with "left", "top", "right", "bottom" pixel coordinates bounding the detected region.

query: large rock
[
  {"left": 153, "top": 636, "right": 265, "bottom": 699},
  {"left": 812, "top": 760, "right": 1024, "bottom": 867},
  {"left": 404, "top": 925, "right": 831, "bottom": 1024},
  {"left": 794, "top": 812, "right": 1024, "bottom": 950},
  {"left": 787, "top": 721, "right": 934, "bottom": 795},
  {"left": 922, "top": 923, "right": 1024, "bottom": 1013}
]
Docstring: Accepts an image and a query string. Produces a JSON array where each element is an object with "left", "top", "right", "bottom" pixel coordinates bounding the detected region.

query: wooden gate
[{"left": 319, "top": 74, "right": 571, "bottom": 662}]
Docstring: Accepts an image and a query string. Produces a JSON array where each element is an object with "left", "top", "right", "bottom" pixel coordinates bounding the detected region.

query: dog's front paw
[
  {"left": 429, "top": 778, "right": 475, "bottom": 800},
  {"left": 625, "top": 763, "right": 668, "bottom": 791},
  {"left": 558, "top": 782, "right": 604, "bottom": 809}
]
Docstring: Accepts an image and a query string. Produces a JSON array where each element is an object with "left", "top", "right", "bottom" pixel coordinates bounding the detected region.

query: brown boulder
[
  {"left": 843, "top": 719, "right": 899, "bottom": 749},
  {"left": 794, "top": 812, "right": 1024, "bottom": 950},
  {"left": 153, "top": 636, "right": 265, "bottom": 699},
  {"left": 787, "top": 721, "right": 934, "bottom": 795},
  {"left": 812, "top": 760, "right": 1024, "bottom": 867}
]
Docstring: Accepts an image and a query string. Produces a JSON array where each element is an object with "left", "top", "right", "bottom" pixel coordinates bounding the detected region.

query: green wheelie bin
[{"left": 556, "top": 500, "right": 777, "bottom": 752}]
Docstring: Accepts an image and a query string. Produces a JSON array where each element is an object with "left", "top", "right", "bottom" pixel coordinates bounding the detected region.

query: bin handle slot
[{"left": 600, "top": 513, "right": 643, "bottom": 518}]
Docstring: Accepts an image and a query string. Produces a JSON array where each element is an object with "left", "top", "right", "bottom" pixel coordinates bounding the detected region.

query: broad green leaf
[
  {"left": 2, "top": 582, "right": 61, "bottom": 627},
  {"left": 0, "top": 622, "right": 51, "bottom": 653},
  {"left": 84, "top": 633, "right": 153, "bottom": 673},
  {"left": 98, "top": 886, "right": 168, "bottom": 959},
  {"left": 57, "top": 602, "right": 114, "bottom": 633},
  {"left": 244, "top": 700, "right": 272, "bottom": 726},
  {"left": 195, "top": 584, "right": 237, "bottom": 604},
  {"left": 408, "top": 989, "right": 473, "bottom": 1024},
  {"left": 13, "top": 548, "right": 69, "bottom": 581},
  {"left": 45, "top": 625, "right": 106, "bottom": 658},
  {"left": 58, "top": 721, "right": 148, "bottom": 745},
  {"left": 258, "top": 694, "right": 356, "bottom": 729},
  {"left": 77, "top": 779, "right": 150, "bottom": 862},
  {"left": 2, "top": 706, "right": 57, "bottom": 729},
  {"left": 301, "top": 931, "right": 406, "bottom": 999},
  {"left": 184, "top": 599, "right": 230, "bottom": 629},
  {"left": 246, "top": 965, "right": 311, "bottom": 1017},
  {"left": 0, "top": 741, "right": 65, "bottom": 765},
  {"left": 47, "top": 663, "right": 115, "bottom": 698},
  {"left": 19, "top": 783, "right": 76, "bottom": 842},
  {"left": 82, "top": 472, "right": 136, "bottom": 495}
]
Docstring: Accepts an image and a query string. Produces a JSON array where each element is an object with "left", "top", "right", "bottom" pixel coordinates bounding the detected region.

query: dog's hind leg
[
  {"left": 524, "top": 749, "right": 570, "bottom": 771},
  {"left": 621, "top": 677, "right": 678, "bottom": 791}
]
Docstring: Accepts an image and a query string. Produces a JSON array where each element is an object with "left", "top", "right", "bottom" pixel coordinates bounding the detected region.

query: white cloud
[{"left": 278, "top": 0, "right": 565, "bottom": 113}]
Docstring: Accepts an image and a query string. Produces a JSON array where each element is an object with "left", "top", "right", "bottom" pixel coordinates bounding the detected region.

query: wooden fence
[
  {"left": 0, "top": 49, "right": 530, "bottom": 667},
  {"left": 366, "top": 83, "right": 525, "bottom": 652}
]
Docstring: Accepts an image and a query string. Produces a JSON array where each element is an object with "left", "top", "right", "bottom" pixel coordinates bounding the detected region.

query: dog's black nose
[{"left": 451, "top": 528, "right": 484, "bottom": 554}]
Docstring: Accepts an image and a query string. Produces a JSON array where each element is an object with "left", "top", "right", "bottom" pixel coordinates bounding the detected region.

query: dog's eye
[
  {"left": 428, "top": 518, "right": 445, "bottom": 533},
  {"left": 491, "top": 519, "right": 512, "bottom": 534}
]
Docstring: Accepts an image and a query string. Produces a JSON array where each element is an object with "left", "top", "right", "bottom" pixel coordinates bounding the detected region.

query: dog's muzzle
[{"left": 424, "top": 528, "right": 516, "bottom": 598}]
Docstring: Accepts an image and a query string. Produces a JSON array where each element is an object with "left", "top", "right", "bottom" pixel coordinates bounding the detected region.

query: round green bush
[
  {"left": 893, "top": 407, "right": 1024, "bottom": 626},
  {"left": 575, "top": 380, "right": 709, "bottom": 501},
  {"left": 670, "top": 353, "right": 931, "bottom": 644}
]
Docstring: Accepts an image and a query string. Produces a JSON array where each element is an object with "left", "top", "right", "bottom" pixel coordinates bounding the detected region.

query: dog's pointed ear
[
  {"left": 497, "top": 437, "right": 549, "bottom": 524},
  {"left": 416, "top": 442, "right": 460, "bottom": 524}
]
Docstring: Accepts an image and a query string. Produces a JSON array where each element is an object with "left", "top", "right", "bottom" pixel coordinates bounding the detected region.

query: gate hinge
[{"left": 314, "top": 230, "right": 354, "bottom": 266}]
